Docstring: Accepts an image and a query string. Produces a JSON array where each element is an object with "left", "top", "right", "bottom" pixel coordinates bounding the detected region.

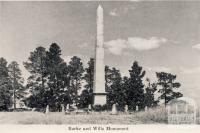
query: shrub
[
  {"left": 93, "top": 104, "right": 108, "bottom": 112},
  {"left": 93, "top": 105, "right": 102, "bottom": 112}
]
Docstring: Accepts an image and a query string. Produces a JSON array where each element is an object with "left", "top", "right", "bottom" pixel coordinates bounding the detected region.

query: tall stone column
[{"left": 93, "top": 5, "right": 107, "bottom": 105}]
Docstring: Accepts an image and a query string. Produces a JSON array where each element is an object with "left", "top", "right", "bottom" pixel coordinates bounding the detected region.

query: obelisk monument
[{"left": 93, "top": 5, "right": 107, "bottom": 105}]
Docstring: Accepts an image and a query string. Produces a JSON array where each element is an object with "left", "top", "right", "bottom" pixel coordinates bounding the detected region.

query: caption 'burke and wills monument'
[{"left": 93, "top": 5, "right": 107, "bottom": 105}]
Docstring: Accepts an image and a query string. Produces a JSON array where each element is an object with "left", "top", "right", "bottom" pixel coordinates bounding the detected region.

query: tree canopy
[{"left": 0, "top": 43, "right": 183, "bottom": 112}]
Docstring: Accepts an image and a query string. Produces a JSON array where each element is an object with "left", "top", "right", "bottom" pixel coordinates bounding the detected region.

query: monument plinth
[{"left": 93, "top": 5, "right": 107, "bottom": 105}]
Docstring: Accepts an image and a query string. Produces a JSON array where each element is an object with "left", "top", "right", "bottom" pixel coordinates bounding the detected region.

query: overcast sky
[{"left": 1, "top": 1, "right": 200, "bottom": 104}]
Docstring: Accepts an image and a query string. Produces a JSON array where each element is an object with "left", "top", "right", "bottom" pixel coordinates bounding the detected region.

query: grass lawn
[{"left": 0, "top": 107, "right": 168, "bottom": 124}]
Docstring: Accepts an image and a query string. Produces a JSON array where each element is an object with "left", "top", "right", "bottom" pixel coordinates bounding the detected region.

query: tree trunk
[
  {"left": 13, "top": 89, "right": 16, "bottom": 110},
  {"left": 164, "top": 87, "right": 166, "bottom": 107},
  {"left": 13, "top": 65, "right": 16, "bottom": 110}
]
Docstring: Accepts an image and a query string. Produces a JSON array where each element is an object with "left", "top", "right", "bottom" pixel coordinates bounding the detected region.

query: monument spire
[
  {"left": 97, "top": 4, "right": 104, "bottom": 48},
  {"left": 93, "top": 4, "right": 107, "bottom": 105}
]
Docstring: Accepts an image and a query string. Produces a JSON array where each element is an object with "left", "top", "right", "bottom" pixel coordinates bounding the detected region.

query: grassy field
[
  {"left": 0, "top": 107, "right": 169, "bottom": 124},
  {"left": 0, "top": 106, "right": 199, "bottom": 124}
]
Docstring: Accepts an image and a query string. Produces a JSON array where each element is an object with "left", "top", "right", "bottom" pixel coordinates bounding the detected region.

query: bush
[
  {"left": 93, "top": 104, "right": 108, "bottom": 112},
  {"left": 93, "top": 105, "right": 102, "bottom": 112}
]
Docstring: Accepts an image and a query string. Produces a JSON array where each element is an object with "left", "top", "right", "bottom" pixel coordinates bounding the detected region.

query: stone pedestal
[{"left": 93, "top": 94, "right": 107, "bottom": 105}]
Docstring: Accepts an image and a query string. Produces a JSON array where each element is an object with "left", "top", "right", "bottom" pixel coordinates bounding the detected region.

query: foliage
[
  {"left": 78, "top": 89, "right": 91, "bottom": 108},
  {"left": 93, "top": 104, "right": 108, "bottom": 112},
  {"left": 144, "top": 78, "right": 158, "bottom": 107},
  {"left": 126, "top": 61, "right": 146, "bottom": 111},
  {"left": 156, "top": 72, "right": 182, "bottom": 106},
  {"left": 8, "top": 61, "right": 25, "bottom": 110},
  {"left": 24, "top": 44, "right": 71, "bottom": 111},
  {"left": 0, "top": 43, "right": 183, "bottom": 112},
  {"left": 105, "top": 66, "right": 125, "bottom": 111},
  {"left": 68, "top": 56, "right": 84, "bottom": 106},
  {"left": 81, "top": 58, "right": 94, "bottom": 106},
  {"left": 46, "top": 43, "right": 70, "bottom": 110},
  {"left": 0, "top": 58, "right": 12, "bottom": 111},
  {"left": 24, "top": 46, "right": 47, "bottom": 91},
  {"left": 84, "top": 58, "right": 94, "bottom": 91},
  {"left": 24, "top": 46, "right": 49, "bottom": 109}
]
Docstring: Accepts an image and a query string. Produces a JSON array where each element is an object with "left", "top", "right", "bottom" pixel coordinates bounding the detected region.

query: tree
[
  {"left": 68, "top": 56, "right": 84, "bottom": 107},
  {"left": 24, "top": 46, "right": 48, "bottom": 109},
  {"left": 80, "top": 58, "right": 94, "bottom": 107},
  {"left": 78, "top": 89, "right": 91, "bottom": 108},
  {"left": 104, "top": 67, "right": 124, "bottom": 110},
  {"left": 144, "top": 78, "right": 158, "bottom": 108},
  {"left": 105, "top": 65, "right": 113, "bottom": 109},
  {"left": 46, "top": 43, "right": 69, "bottom": 111},
  {"left": 24, "top": 46, "right": 47, "bottom": 91},
  {"left": 24, "top": 44, "right": 71, "bottom": 111},
  {"left": 8, "top": 61, "right": 25, "bottom": 110},
  {"left": 105, "top": 66, "right": 125, "bottom": 111},
  {"left": 105, "top": 65, "right": 113, "bottom": 93},
  {"left": 127, "top": 61, "right": 146, "bottom": 111},
  {"left": 121, "top": 76, "right": 129, "bottom": 106},
  {"left": 0, "top": 58, "right": 12, "bottom": 111},
  {"left": 84, "top": 58, "right": 94, "bottom": 92},
  {"left": 156, "top": 72, "right": 182, "bottom": 106}
]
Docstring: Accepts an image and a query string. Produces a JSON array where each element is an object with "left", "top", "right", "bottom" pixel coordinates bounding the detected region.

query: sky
[{"left": 0, "top": 1, "right": 200, "bottom": 105}]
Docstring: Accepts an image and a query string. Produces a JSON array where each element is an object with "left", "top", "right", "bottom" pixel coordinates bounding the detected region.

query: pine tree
[
  {"left": 0, "top": 58, "right": 12, "bottom": 111},
  {"left": 105, "top": 65, "right": 113, "bottom": 109},
  {"left": 57, "top": 62, "right": 71, "bottom": 108},
  {"left": 110, "top": 68, "right": 125, "bottom": 111},
  {"left": 127, "top": 61, "right": 146, "bottom": 111},
  {"left": 46, "top": 43, "right": 69, "bottom": 111},
  {"left": 121, "top": 76, "right": 129, "bottom": 106},
  {"left": 156, "top": 72, "right": 182, "bottom": 106},
  {"left": 84, "top": 58, "right": 94, "bottom": 92},
  {"left": 24, "top": 46, "right": 47, "bottom": 91},
  {"left": 24, "top": 46, "right": 48, "bottom": 109},
  {"left": 68, "top": 56, "right": 84, "bottom": 107},
  {"left": 105, "top": 66, "right": 112, "bottom": 92},
  {"left": 144, "top": 78, "right": 158, "bottom": 108},
  {"left": 80, "top": 58, "right": 94, "bottom": 107},
  {"left": 24, "top": 44, "right": 71, "bottom": 111},
  {"left": 105, "top": 66, "right": 125, "bottom": 110},
  {"left": 8, "top": 61, "right": 25, "bottom": 110}
]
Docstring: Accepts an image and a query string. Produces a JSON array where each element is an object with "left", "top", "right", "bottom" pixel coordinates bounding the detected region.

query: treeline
[{"left": 0, "top": 43, "right": 183, "bottom": 111}]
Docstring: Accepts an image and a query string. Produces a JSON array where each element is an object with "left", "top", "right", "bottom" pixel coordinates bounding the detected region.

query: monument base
[{"left": 93, "top": 93, "right": 107, "bottom": 105}]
